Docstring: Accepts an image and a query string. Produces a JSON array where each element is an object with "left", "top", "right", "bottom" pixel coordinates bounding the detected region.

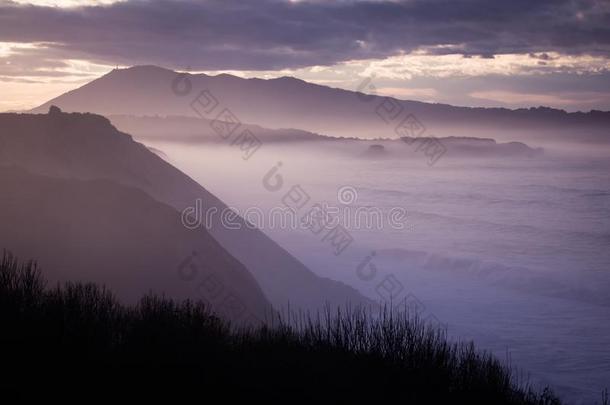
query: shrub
[{"left": 0, "top": 251, "right": 562, "bottom": 404}]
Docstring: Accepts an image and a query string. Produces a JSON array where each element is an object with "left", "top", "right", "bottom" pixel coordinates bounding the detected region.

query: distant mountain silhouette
[
  {"left": 109, "top": 114, "right": 327, "bottom": 143},
  {"left": 108, "top": 114, "right": 544, "bottom": 159},
  {"left": 0, "top": 109, "right": 369, "bottom": 313},
  {"left": 32, "top": 65, "right": 610, "bottom": 143}
]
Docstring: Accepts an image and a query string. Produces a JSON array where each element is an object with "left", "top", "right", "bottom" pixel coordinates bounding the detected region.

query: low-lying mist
[{"left": 141, "top": 136, "right": 610, "bottom": 404}]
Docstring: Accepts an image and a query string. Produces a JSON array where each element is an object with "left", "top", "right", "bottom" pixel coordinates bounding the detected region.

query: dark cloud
[
  {"left": 0, "top": 0, "right": 609, "bottom": 70},
  {"left": 0, "top": 44, "right": 101, "bottom": 78}
]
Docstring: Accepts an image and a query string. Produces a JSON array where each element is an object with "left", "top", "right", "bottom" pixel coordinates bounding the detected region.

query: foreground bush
[{"left": 0, "top": 252, "right": 561, "bottom": 404}]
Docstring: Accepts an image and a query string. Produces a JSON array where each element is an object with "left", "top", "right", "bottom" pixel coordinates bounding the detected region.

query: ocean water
[{"left": 149, "top": 140, "right": 610, "bottom": 404}]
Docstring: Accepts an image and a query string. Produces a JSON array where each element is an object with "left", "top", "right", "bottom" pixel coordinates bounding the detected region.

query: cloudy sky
[{"left": 1, "top": 0, "right": 609, "bottom": 112}]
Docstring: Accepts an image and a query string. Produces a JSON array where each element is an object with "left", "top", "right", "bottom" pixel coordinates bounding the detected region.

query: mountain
[
  {"left": 32, "top": 65, "right": 610, "bottom": 144},
  {"left": 0, "top": 109, "right": 369, "bottom": 313},
  {"left": 0, "top": 166, "right": 272, "bottom": 324}
]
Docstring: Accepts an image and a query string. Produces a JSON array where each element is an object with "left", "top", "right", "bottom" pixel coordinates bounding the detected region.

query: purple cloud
[{"left": 0, "top": 0, "right": 608, "bottom": 70}]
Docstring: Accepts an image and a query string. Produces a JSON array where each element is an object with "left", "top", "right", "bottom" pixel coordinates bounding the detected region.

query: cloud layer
[
  {"left": 2, "top": 0, "right": 609, "bottom": 112},
  {"left": 1, "top": 0, "right": 609, "bottom": 70}
]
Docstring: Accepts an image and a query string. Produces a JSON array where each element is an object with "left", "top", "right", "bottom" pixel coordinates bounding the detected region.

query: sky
[{"left": 1, "top": 0, "right": 609, "bottom": 112}]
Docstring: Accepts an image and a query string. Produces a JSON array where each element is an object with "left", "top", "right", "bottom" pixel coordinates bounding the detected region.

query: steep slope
[
  {"left": 31, "top": 65, "right": 610, "bottom": 143},
  {"left": 0, "top": 109, "right": 369, "bottom": 311},
  {"left": 0, "top": 166, "right": 272, "bottom": 324}
]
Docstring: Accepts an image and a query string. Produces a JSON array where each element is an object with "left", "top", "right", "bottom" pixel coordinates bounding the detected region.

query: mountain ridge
[{"left": 31, "top": 65, "right": 610, "bottom": 143}]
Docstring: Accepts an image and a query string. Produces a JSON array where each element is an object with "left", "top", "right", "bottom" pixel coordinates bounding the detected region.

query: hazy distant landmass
[
  {"left": 31, "top": 65, "right": 610, "bottom": 144},
  {"left": 108, "top": 114, "right": 544, "bottom": 159},
  {"left": 109, "top": 114, "right": 327, "bottom": 143},
  {"left": 362, "top": 144, "right": 389, "bottom": 158}
]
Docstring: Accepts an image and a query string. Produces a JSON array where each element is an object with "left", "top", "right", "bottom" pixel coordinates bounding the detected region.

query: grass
[{"left": 0, "top": 251, "right": 563, "bottom": 404}]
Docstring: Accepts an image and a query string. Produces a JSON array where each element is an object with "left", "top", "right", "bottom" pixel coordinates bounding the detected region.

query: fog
[{"left": 141, "top": 137, "right": 610, "bottom": 404}]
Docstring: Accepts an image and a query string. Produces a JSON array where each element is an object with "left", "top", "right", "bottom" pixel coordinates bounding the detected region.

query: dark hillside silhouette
[{"left": 0, "top": 253, "right": 563, "bottom": 405}]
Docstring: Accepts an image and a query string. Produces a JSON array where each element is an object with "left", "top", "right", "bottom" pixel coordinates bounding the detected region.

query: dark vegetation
[{"left": 0, "top": 252, "right": 562, "bottom": 404}]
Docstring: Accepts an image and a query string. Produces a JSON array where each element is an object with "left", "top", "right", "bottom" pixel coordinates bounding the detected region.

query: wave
[{"left": 375, "top": 248, "right": 610, "bottom": 308}]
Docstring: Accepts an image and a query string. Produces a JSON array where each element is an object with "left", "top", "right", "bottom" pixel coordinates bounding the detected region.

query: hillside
[
  {"left": 0, "top": 166, "right": 272, "bottom": 323},
  {"left": 0, "top": 109, "right": 369, "bottom": 312}
]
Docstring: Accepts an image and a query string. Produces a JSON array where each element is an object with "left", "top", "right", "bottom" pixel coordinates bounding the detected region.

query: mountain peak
[
  {"left": 115, "top": 65, "right": 174, "bottom": 75},
  {"left": 101, "top": 65, "right": 176, "bottom": 81},
  {"left": 30, "top": 65, "right": 610, "bottom": 142}
]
